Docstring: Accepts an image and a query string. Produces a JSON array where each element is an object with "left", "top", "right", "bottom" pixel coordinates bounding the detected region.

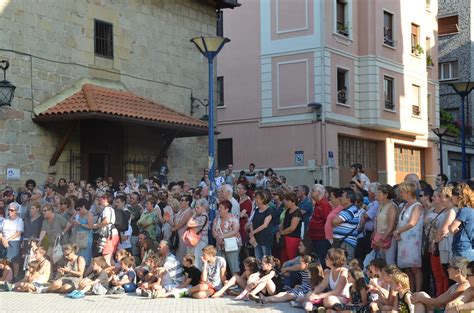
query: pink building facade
[{"left": 216, "top": 0, "right": 439, "bottom": 186}]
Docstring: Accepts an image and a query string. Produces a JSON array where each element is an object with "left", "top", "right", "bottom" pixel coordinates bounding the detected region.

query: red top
[
  {"left": 307, "top": 197, "right": 332, "bottom": 240},
  {"left": 239, "top": 198, "right": 253, "bottom": 242}
]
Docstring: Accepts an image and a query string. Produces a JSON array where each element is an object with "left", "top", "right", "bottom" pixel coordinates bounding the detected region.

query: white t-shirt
[
  {"left": 119, "top": 224, "right": 132, "bottom": 250},
  {"left": 352, "top": 173, "right": 371, "bottom": 191},
  {"left": 2, "top": 217, "right": 24, "bottom": 241},
  {"left": 230, "top": 197, "right": 240, "bottom": 218},
  {"left": 101, "top": 206, "right": 118, "bottom": 236}
]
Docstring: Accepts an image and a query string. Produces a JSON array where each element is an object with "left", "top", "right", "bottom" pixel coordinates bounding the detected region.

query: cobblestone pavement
[{"left": 2, "top": 292, "right": 303, "bottom": 313}]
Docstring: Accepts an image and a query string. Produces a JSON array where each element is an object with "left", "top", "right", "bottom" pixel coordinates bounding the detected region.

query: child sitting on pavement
[
  {"left": 109, "top": 256, "right": 137, "bottom": 294},
  {"left": 68, "top": 256, "right": 109, "bottom": 298}
]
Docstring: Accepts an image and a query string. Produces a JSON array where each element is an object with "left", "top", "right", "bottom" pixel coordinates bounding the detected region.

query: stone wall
[{"left": 0, "top": 0, "right": 216, "bottom": 188}]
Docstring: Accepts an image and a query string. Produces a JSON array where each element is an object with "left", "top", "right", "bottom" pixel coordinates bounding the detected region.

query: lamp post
[
  {"left": 0, "top": 60, "right": 16, "bottom": 106},
  {"left": 432, "top": 127, "right": 448, "bottom": 175},
  {"left": 190, "top": 36, "right": 230, "bottom": 221},
  {"left": 448, "top": 82, "right": 474, "bottom": 180}
]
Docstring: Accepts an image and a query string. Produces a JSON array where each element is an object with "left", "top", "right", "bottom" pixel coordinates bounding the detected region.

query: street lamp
[
  {"left": 432, "top": 127, "right": 449, "bottom": 175},
  {"left": 190, "top": 36, "right": 230, "bottom": 221},
  {"left": 448, "top": 81, "right": 474, "bottom": 180},
  {"left": 0, "top": 60, "right": 16, "bottom": 106}
]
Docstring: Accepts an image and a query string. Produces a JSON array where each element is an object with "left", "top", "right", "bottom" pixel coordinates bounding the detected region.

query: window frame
[
  {"left": 383, "top": 10, "right": 395, "bottom": 47},
  {"left": 411, "top": 84, "right": 421, "bottom": 117},
  {"left": 383, "top": 76, "right": 395, "bottom": 111},
  {"left": 217, "top": 76, "right": 224, "bottom": 107},
  {"left": 410, "top": 23, "right": 420, "bottom": 55},
  {"left": 336, "top": 67, "right": 349, "bottom": 106},
  {"left": 94, "top": 19, "right": 114, "bottom": 59},
  {"left": 438, "top": 61, "right": 459, "bottom": 81},
  {"left": 438, "top": 15, "right": 459, "bottom": 36}
]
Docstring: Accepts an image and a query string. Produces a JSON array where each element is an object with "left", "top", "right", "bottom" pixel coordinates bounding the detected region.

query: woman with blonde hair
[
  {"left": 48, "top": 243, "right": 85, "bottom": 293},
  {"left": 449, "top": 183, "right": 474, "bottom": 261}
]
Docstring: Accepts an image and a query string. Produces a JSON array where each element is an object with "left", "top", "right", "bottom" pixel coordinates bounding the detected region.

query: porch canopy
[
  {"left": 33, "top": 78, "right": 208, "bottom": 168},
  {"left": 33, "top": 78, "right": 208, "bottom": 137}
]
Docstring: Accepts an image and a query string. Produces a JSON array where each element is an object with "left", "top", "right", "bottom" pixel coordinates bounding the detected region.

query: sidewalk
[{"left": 2, "top": 292, "right": 303, "bottom": 313}]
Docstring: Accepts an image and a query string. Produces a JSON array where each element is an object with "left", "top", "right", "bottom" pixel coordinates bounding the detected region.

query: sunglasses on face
[
  {"left": 8, "top": 209, "right": 16, "bottom": 212},
  {"left": 42, "top": 209, "right": 50, "bottom": 213}
]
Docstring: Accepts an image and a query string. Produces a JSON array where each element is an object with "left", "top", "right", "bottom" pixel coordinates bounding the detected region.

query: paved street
[{"left": 1, "top": 292, "right": 301, "bottom": 313}]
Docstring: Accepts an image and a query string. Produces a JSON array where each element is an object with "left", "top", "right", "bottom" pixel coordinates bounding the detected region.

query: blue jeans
[
  {"left": 254, "top": 244, "right": 272, "bottom": 261},
  {"left": 312, "top": 239, "right": 331, "bottom": 266}
]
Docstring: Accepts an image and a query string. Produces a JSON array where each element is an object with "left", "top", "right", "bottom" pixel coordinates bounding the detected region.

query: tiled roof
[{"left": 37, "top": 84, "right": 208, "bottom": 131}]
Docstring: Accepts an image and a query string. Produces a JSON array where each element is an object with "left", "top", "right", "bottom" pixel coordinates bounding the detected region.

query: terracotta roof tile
[{"left": 38, "top": 84, "right": 208, "bottom": 130}]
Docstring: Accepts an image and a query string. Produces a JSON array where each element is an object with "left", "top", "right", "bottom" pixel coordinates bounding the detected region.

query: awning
[{"left": 33, "top": 78, "right": 208, "bottom": 137}]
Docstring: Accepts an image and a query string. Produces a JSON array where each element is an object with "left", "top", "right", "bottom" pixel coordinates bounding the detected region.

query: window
[
  {"left": 439, "top": 61, "right": 458, "bottom": 80},
  {"left": 426, "top": 37, "right": 433, "bottom": 66},
  {"left": 94, "top": 20, "right": 113, "bottom": 58},
  {"left": 217, "top": 10, "right": 224, "bottom": 37},
  {"left": 217, "top": 138, "right": 233, "bottom": 171},
  {"left": 395, "top": 145, "right": 423, "bottom": 177},
  {"left": 337, "top": 68, "right": 348, "bottom": 104},
  {"left": 427, "top": 93, "right": 432, "bottom": 125},
  {"left": 438, "top": 15, "right": 459, "bottom": 36},
  {"left": 336, "top": 0, "right": 348, "bottom": 36},
  {"left": 412, "top": 84, "right": 421, "bottom": 116},
  {"left": 383, "top": 11, "right": 394, "bottom": 46},
  {"left": 217, "top": 76, "right": 224, "bottom": 107},
  {"left": 384, "top": 76, "right": 394, "bottom": 110},
  {"left": 411, "top": 23, "right": 420, "bottom": 55}
]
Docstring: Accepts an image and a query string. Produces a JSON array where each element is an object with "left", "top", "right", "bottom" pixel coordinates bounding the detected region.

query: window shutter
[{"left": 438, "top": 15, "right": 459, "bottom": 35}]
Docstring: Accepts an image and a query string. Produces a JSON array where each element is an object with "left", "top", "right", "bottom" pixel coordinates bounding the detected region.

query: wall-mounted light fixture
[{"left": 0, "top": 60, "right": 16, "bottom": 107}]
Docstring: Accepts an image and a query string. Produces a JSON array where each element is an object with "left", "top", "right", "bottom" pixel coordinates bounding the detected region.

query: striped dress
[{"left": 287, "top": 269, "right": 311, "bottom": 297}]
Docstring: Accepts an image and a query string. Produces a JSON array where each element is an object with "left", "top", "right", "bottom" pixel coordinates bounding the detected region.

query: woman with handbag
[
  {"left": 185, "top": 199, "right": 209, "bottom": 270},
  {"left": 212, "top": 200, "right": 242, "bottom": 275},
  {"left": 72, "top": 198, "right": 94, "bottom": 265},
  {"left": 373, "top": 184, "right": 398, "bottom": 265},
  {"left": 171, "top": 195, "right": 193, "bottom": 261},
  {"left": 424, "top": 189, "right": 450, "bottom": 296}
]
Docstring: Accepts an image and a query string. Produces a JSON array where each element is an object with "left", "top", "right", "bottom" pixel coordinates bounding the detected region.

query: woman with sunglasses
[
  {"left": 72, "top": 198, "right": 94, "bottom": 265},
  {"left": 48, "top": 243, "right": 85, "bottom": 293},
  {"left": 445, "top": 261, "right": 474, "bottom": 313},
  {"left": 0, "top": 202, "right": 24, "bottom": 278}
]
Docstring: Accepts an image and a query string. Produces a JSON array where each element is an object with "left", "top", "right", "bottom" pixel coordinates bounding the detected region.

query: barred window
[{"left": 94, "top": 20, "right": 114, "bottom": 59}]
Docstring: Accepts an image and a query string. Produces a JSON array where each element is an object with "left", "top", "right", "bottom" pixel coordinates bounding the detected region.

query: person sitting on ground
[
  {"left": 0, "top": 259, "right": 13, "bottom": 289},
  {"left": 243, "top": 255, "right": 284, "bottom": 300},
  {"left": 106, "top": 249, "right": 132, "bottom": 276},
  {"left": 68, "top": 256, "right": 110, "bottom": 298},
  {"left": 212, "top": 256, "right": 260, "bottom": 298},
  {"left": 135, "top": 254, "right": 160, "bottom": 295},
  {"left": 411, "top": 256, "right": 470, "bottom": 313},
  {"left": 248, "top": 255, "right": 314, "bottom": 305},
  {"left": 13, "top": 246, "right": 50, "bottom": 293},
  {"left": 187, "top": 245, "right": 227, "bottom": 299},
  {"left": 148, "top": 240, "right": 184, "bottom": 298},
  {"left": 48, "top": 244, "right": 86, "bottom": 294},
  {"left": 368, "top": 264, "right": 400, "bottom": 313},
  {"left": 332, "top": 268, "right": 369, "bottom": 313},
  {"left": 445, "top": 260, "right": 474, "bottom": 313},
  {"left": 380, "top": 271, "right": 413, "bottom": 313},
  {"left": 302, "top": 248, "right": 350, "bottom": 312},
  {"left": 109, "top": 256, "right": 137, "bottom": 294}
]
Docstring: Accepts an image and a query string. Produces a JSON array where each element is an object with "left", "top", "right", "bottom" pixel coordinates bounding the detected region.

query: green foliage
[{"left": 440, "top": 108, "right": 460, "bottom": 136}]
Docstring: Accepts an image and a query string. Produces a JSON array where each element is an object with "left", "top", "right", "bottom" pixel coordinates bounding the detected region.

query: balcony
[{"left": 199, "top": 0, "right": 241, "bottom": 9}]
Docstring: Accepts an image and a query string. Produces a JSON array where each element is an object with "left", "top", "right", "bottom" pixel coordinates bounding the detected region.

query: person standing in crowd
[
  {"left": 213, "top": 200, "right": 241, "bottom": 276},
  {"left": 350, "top": 163, "right": 371, "bottom": 191},
  {"left": 449, "top": 183, "right": 474, "bottom": 261},
  {"left": 435, "top": 174, "right": 449, "bottom": 189},
  {"left": 137, "top": 198, "right": 159, "bottom": 241},
  {"left": 22, "top": 202, "right": 43, "bottom": 254},
  {"left": 219, "top": 184, "right": 240, "bottom": 218},
  {"left": 324, "top": 188, "right": 344, "bottom": 246},
  {"left": 255, "top": 171, "right": 265, "bottom": 189},
  {"left": 128, "top": 192, "right": 142, "bottom": 257},
  {"left": 92, "top": 194, "right": 118, "bottom": 265},
  {"left": 356, "top": 182, "right": 380, "bottom": 262},
  {"left": 308, "top": 184, "right": 332, "bottom": 265},
  {"left": 436, "top": 186, "right": 457, "bottom": 277},
  {"left": 236, "top": 184, "right": 252, "bottom": 245},
  {"left": 250, "top": 190, "right": 273, "bottom": 260},
  {"left": 373, "top": 184, "right": 398, "bottom": 265},
  {"left": 171, "top": 195, "right": 193, "bottom": 261},
  {"left": 246, "top": 163, "right": 256, "bottom": 185},
  {"left": 72, "top": 198, "right": 93, "bottom": 265},
  {"left": 18, "top": 191, "right": 31, "bottom": 220},
  {"left": 0, "top": 203, "right": 24, "bottom": 278},
  {"left": 332, "top": 188, "right": 361, "bottom": 261},
  {"left": 297, "top": 185, "right": 313, "bottom": 235},
  {"left": 186, "top": 199, "right": 209, "bottom": 270},
  {"left": 277, "top": 192, "right": 302, "bottom": 263},
  {"left": 37, "top": 203, "right": 72, "bottom": 260},
  {"left": 394, "top": 181, "right": 424, "bottom": 292}
]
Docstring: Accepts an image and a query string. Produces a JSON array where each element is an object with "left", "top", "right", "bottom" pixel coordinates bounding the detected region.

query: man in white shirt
[
  {"left": 218, "top": 184, "right": 240, "bottom": 218},
  {"left": 350, "top": 163, "right": 370, "bottom": 191}
]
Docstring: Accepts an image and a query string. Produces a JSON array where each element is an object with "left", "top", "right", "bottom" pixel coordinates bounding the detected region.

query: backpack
[{"left": 114, "top": 208, "right": 131, "bottom": 232}]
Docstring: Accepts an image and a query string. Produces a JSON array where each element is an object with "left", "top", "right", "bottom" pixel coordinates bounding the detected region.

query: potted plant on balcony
[
  {"left": 426, "top": 54, "right": 434, "bottom": 67},
  {"left": 337, "top": 23, "right": 350, "bottom": 37},
  {"left": 412, "top": 44, "right": 424, "bottom": 56}
]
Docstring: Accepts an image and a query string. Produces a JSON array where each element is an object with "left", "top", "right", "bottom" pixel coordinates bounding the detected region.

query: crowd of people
[{"left": 0, "top": 162, "right": 473, "bottom": 313}]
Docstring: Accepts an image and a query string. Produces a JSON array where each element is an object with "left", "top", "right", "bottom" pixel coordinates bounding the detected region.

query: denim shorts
[{"left": 0, "top": 240, "right": 21, "bottom": 262}]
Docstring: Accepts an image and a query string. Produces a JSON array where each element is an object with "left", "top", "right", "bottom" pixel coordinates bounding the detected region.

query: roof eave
[{"left": 32, "top": 112, "right": 209, "bottom": 137}]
